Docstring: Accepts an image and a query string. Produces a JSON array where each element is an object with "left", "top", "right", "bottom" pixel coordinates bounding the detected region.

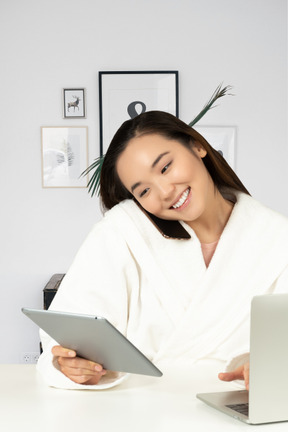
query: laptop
[
  {"left": 22, "top": 308, "right": 162, "bottom": 377},
  {"left": 197, "top": 293, "right": 288, "bottom": 424}
]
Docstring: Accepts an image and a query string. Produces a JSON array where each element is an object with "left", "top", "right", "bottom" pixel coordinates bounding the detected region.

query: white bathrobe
[{"left": 37, "top": 192, "right": 288, "bottom": 389}]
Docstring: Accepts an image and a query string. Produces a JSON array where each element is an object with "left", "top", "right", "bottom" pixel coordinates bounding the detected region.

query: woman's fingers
[
  {"left": 52, "top": 345, "right": 106, "bottom": 384},
  {"left": 243, "top": 362, "right": 250, "bottom": 390},
  {"left": 218, "top": 363, "right": 250, "bottom": 390},
  {"left": 57, "top": 355, "right": 104, "bottom": 374},
  {"left": 60, "top": 364, "right": 106, "bottom": 384},
  {"left": 52, "top": 345, "right": 76, "bottom": 358}
]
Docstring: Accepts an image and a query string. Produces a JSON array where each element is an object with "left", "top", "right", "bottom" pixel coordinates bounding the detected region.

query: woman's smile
[{"left": 170, "top": 187, "right": 191, "bottom": 210}]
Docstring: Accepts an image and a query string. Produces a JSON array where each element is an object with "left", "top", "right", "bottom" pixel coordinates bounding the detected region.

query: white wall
[{"left": 0, "top": 0, "right": 287, "bottom": 363}]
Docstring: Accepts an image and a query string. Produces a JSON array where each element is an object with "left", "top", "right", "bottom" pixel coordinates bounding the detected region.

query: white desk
[{"left": 0, "top": 363, "right": 286, "bottom": 431}]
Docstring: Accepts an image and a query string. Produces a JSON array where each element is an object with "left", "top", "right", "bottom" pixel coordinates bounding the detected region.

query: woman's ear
[{"left": 193, "top": 141, "right": 207, "bottom": 158}]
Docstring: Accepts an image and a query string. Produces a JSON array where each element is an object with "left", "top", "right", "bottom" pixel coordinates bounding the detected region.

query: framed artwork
[
  {"left": 194, "top": 125, "right": 236, "bottom": 169},
  {"left": 99, "top": 71, "right": 179, "bottom": 155},
  {"left": 41, "top": 126, "right": 88, "bottom": 188},
  {"left": 63, "top": 88, "right": 86, "bottom": 118}
]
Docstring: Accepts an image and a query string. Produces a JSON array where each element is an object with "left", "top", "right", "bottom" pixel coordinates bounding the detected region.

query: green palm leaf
[
  {"left": 188, "top": 83, "right": 233, "bottom": 127},
  {"left": 81, "top": 155, "right": 104, "bottom": 197}
]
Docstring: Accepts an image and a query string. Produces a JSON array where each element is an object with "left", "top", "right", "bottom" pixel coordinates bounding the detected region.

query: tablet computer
[{"left": 22, "top": 308, "right": 162, "bottom": 377}]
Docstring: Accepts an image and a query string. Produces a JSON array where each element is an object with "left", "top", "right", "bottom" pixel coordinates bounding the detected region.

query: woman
[{"left": 38, "top": 111, "right": 288, "bottom": 390}]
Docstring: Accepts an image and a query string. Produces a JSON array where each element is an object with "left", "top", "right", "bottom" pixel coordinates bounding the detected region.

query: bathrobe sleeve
[{"left": 37, "top": 214, "right": 140, "bottom": 390}]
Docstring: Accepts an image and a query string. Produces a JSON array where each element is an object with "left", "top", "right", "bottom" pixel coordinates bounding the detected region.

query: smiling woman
[
  {"left": 101, "top": 111, "right": 246, "bottom": 243},
  {"left": 116, "top": 132, "right": 219, "bottom": 242},
  {"left": 38, "top": 108, "right": 288, "bottom": 393},
  {"left": 100, "top": 111, "right": 249, "bottom": 211}
]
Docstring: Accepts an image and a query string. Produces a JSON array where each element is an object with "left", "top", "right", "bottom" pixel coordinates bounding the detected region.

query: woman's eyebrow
[
  {"left": 151, "top": 151, "right": 170, "bottom": 168},
  {"left": 131, "top": 151, "right": 170, "bottom": 193},
  {"left": 131, "top": 181, "right": 141, "bottom": 193}
]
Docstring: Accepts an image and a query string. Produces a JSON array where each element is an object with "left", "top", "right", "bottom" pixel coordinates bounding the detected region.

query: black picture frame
[{"left": 99, "top": 71, "right": 179, "bottom": 155}]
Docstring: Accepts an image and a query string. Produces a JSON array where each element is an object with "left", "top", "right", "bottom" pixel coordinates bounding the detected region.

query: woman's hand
[
  {"left": 218, "top": 362, "right": 250, "bottom": 390},
  {"left": 52, "top": 345, "right": 107, "bottom": 385}
]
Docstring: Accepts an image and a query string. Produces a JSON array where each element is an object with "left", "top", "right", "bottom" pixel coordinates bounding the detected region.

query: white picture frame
[
  {"left": 41, "top": 126, "right": 88, "bottom": 188},
  {"left": 99, "top": 71, "right": 179, "bottom": 155},
  {"left": 194, "top": 125, "right": 236, "bottom": 170}
]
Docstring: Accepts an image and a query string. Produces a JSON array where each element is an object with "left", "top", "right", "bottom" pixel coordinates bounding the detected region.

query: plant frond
[
  {"left": 188, "top": 84, "right": 233, "bottom": 127},
  {"left": 80, "top": 155, "right": 105, "bottom": 197}
]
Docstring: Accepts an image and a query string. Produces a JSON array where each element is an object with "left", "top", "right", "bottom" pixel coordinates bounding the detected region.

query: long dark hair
[{"left": 100, "top": 111, "right": 249, "bottom": 210}]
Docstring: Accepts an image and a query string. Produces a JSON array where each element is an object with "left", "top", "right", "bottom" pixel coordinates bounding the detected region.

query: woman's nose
[{"left": 157, "top": 180, "right": 175, "bottom": 199}]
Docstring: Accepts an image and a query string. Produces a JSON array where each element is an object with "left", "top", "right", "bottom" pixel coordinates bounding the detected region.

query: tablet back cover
[{"left": 22, "top": 308, "right": 162, "bottom": 377}]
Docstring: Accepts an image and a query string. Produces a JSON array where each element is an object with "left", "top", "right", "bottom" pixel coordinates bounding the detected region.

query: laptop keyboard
[{"left": 226, "top": 403, "right": 249, "bottom": 417}]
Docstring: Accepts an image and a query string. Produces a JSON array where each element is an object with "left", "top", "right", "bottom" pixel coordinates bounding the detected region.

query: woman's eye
[
  {"left": 161, "top": 161, "right": 172, "bottom": 174},
  {"left": 139, "top": 188, "right": 149, "bottom": 198}
]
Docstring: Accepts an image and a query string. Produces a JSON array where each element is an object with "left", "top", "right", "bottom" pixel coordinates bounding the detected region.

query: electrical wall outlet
[
  {"left": 21, "top": 353, "right": 32, "bottom": 363},
  {"left": 20, "top": 352, "right": 40, "bottom": 364},
  {"left": 31, "top": 352, "right": 40, "bottom": 363}
]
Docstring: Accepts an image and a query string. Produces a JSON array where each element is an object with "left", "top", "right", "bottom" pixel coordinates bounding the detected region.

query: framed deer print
[
  {"left": 63, "top": 88, "right": 86, "bottom": 118},
  {"left": 41, "top": 126, "right": 88, "bottom": 188}
]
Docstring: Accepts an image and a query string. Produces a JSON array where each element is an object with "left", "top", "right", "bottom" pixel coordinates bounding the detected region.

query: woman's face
[{"left": 116, "top": 133, "right": 216, "bottom": 225}]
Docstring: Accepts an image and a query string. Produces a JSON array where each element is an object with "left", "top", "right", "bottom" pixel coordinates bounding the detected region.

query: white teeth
[{"left": 172, "top": 188, "right": 190, "bottom": 209}]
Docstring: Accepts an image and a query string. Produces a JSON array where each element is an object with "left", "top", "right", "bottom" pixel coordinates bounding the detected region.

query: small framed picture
[
  {"left": 99, "top": 71, "right": 179, "bottom": 155},
  {"left": 41, "top": 126, "right": 88, "bottom": 188},
  {"left": 194, "top": 125, "right": 237, "bottom": 170},
  {"left": 63, "top": 88, "right": 86, "bottom": 118}
]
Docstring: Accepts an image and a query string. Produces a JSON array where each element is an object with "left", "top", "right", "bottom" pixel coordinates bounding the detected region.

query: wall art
[
  {"left": 99, "top": 71, "right": 179, "bottom": 155},
  {"left": 41, "top": 126, "right": 88, "bottom": 187},
  {"left": 63, "top": 88, "right": 86, "bottom": 118}
]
